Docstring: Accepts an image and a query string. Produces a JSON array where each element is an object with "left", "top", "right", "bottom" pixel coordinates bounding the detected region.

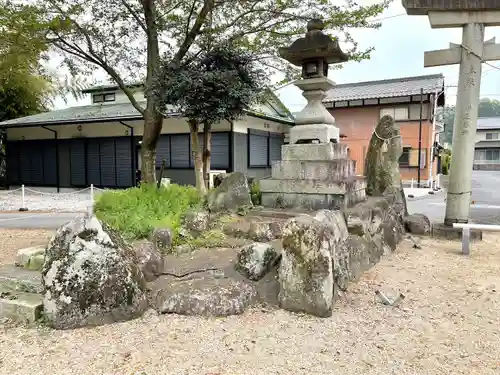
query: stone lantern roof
[{"left": 278, "top": 18, "right": 349, "bottom": 67}]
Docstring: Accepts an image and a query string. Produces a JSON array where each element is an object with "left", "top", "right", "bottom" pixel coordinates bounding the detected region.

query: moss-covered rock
[
  {"left": 364, "top": 115, "right": 403, "bottom": 196},
  {"left": 207, "top": 172, "right": 253, "bottom": 213},
  {"left": 42, "top": 216, "right": 147, "bottom": 330}
]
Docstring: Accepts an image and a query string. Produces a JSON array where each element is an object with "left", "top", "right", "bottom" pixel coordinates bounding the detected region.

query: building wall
[
  {"left": 231, "top": 116, "right": 292, "bottom": 181},
  {"left": 329, "top": 104, "right": 437, "bottom": 183},
  {"left": 5, "top": 115, "right": 291, "bottom": 187}
]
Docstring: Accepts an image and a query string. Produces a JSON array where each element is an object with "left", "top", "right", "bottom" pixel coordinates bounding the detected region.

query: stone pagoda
[{"left": 260, "top": 18, "right": 366, "bottom": 210}]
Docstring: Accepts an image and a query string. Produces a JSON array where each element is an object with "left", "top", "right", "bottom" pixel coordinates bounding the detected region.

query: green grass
[{"left": 94, "top": 183, "right": 202, "bottom": 241}]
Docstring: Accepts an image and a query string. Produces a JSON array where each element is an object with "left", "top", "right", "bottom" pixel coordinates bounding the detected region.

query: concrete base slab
[
  {"left": 271, "top": 159, "right": 355, "bottom": 180},
  {"left": 281, "top": 143, "right": 348, "bottom": 161},
  {"left": 0, "top": 288, "right": 43, "bottom": 323},
  {"left": 260, "top": 176, "right": 366, "bottom": 195},
  {"left": 289, "top": 124, "right": 340, "bottom": 144},
  {"left": 431, "top": 223, "right": 483, "bottom": 242},
  {"left": 0, "top": 265, "right": 43, "bottom": 294},
  {"left": 261, "top": 190, "right": 366, "bottom": 210}
]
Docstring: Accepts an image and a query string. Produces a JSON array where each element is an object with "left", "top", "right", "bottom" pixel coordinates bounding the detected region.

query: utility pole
[
  {"left": 417, "top": 88, "right": 423, "bottom": 188},
  {"left": 402, "top": 1, "right": 500, "bottom": 226}
]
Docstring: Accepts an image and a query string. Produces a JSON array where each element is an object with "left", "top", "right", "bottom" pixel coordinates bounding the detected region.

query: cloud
[{"left": 276, "top": 2, "right": 500, "bottom": 112}]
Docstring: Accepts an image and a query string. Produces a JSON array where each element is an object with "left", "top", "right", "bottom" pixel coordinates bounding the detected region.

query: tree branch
[
  {"left": 171, "top": 0, "right": 214, "bottom": 66},
  {"left": 120, "top": 0, "right": 147, "bottom": 33}
]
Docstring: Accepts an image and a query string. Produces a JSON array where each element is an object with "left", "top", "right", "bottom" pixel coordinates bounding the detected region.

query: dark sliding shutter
[
  {"left": 248, "top": 130, "right": 268, "bottom": 167},
  {"left": 115, "top": 137, "right": 133, "bottom": 187},
  {"left": 211, "top": 133, "right": 230, "bottom": 169},
  {"left": 171, "top": 134, "right": 190, "bottom": 168},
  {"left": 86, "top": 140, "right": 101, "bottom": 186},
  {"left": 100, "top": 139, "right": 116, "bottom": 187},
  {"left": 42, "top": 140, "right": 57, "bottom": 185},
  {"left": 269, "top": 133, "right": 283, "bottom": 163},
  {"left": 6, "top": 142, "right": 20, "bottom": 185},
  {"left": 70, "top": 139, "right": 86, "bottom": 186},
  {"left": 156, "top": 135, "right": 171, "bottom": 168}
]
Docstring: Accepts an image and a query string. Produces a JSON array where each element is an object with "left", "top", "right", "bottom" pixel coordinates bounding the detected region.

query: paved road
[
  {"left": 408, "top": 170, "right": 500, "bottom": 224},
  {"left": 0, "top": 212, "right": 82, "bottom": 229}
]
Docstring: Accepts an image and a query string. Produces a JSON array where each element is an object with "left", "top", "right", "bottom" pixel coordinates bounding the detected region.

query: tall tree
[
  {"left": 28, "top": 0, "right": 389, "bottom": 182},
  {"left": 439, "top": 97, "right": 500, "bottom": 144},
  {"left": 156, "top": 45, "right": 266, "bottom": 193}
]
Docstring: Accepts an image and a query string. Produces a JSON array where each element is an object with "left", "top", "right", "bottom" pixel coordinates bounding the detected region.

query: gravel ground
[
  {"left": 0, "top": 188, "right": 105, "bottom": 212},
  {"left": 0, "top": 229, "right": 54, "bottom": 265},
  {"left": 1, "top": 232, "right": 500, "bottom": 374}
]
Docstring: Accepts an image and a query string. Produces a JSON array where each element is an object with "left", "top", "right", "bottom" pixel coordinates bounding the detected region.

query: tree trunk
[
  {"left": 141, "top": 110, "right": 163, "bottom": 183},
  {"left": 189, "top": 120, "right": 207, "bottom": 194},
  {"left": 202, "top": 121, "right": 212, "bottom": 189},
  {"left": 140, "top": 0, "right": 162, "bottom": 183}
]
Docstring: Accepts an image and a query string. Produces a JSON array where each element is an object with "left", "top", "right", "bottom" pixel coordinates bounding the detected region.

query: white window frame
[
  {"left": 379, "top": 107, "right": 409, "bottom": 121},
  {"left": 485, "top": 132, "right": 499, "bottom": 140}
]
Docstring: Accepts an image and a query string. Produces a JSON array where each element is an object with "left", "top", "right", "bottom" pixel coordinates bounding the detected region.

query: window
[
  {"left": 103, "top": 93, "right": 116, "bottom": 102},
  {"left": 486, "top": 132, "right": 499, "bottom": 140},
  {"left": 93, "top": 92, "right": 116, "bottom": 103},
  {"left": 153, "top": 133, "right": 230, "bottom": 169},
  {"left": 380, "top": 107, "right": 409, "bottom": 121},
  {"left": 399, "top": 147, "right": 411, "bottom": 166},
  {"left": 248, "top": 130, "right": 284, "bottom": 168},
  {"left": 93, "top": 94, "right": 103, "bottom": 103},
  {"left": 399, "top": 147, "right": 427, "bottom": 169}
]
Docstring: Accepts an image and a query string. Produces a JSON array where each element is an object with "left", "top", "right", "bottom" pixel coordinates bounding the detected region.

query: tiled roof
[
  {"left": 0, "top": 101, "right": 149, "bottom": 126},
  {"left": 477, "top": 117, "right": 500, "bottom": 130},
  {"left": 0, "top": 98, "right": 294, "bottom": 127},
  {"left": 324, "top": 74, "right": 445, "bottom": 102}
]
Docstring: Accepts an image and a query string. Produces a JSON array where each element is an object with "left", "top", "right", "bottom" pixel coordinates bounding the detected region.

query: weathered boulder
[
  {"left": 134, "top": 241, "right": 165, "bottom": 282},
  {"left": 364, "top": 115, "right": 403, "bottom": 196},
  {"left": 404, "top": 213, "right": 431, "bottom": 235},
  {"left": 183, "top": 210, "right": 210, "bottom": 234},
  {"left": 314, "top": 209, "right": 349, "bottom": 243},
  {"left": 15, "top": 246, "right": 46, "bottom": 271},
  {"left": 151, "top": 227, "right": 173, "bottom": 253},
  {"left": 207, "top": 172, "right": 253, "bottom": 213},
  {"left": 279, "top": 215, "right": 335, "bottom": 317},
  {"left": 248, "top": 220, "right": 284, "bottom": 242},
  {"left": 235, "top": 242, "right": 279, "bottom": 281},
  {"left": 336, "top": 234, "right": 371, "bottom": 290},
  {"left": 151, "top": 277, "right": 256, "bottom": 317},
  {"left": 42, "top": 216, "right": 147, "bottom": 329}
]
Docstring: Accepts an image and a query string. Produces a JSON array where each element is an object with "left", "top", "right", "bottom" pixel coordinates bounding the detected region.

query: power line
[{"left": 369, "top": 13, "right": 407, "bottom": 23}]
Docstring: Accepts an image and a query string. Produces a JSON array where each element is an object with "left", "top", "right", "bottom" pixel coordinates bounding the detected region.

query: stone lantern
[{"left": 279, "top": 18, "right": 348, "bottom": 144}]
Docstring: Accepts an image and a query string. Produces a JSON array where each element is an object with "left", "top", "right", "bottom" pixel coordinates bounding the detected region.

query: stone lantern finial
[{"left": 279, "top": 18, "right": 348, "bottom": 144}]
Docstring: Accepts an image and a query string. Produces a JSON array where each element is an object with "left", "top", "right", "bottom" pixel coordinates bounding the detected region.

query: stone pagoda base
[{"left": 260, "top": 143, "right": 366, "bottom": 210}]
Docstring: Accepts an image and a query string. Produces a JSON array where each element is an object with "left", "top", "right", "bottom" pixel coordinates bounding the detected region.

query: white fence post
[
  {"left": 19, "top": 185, "right": 28, "bottom": 212},
  {"left": 87, "top": 184, "right": 94, "bottom": 217},
  {"left": 411, "top": 178, "right": 414, "bottom": 189}
]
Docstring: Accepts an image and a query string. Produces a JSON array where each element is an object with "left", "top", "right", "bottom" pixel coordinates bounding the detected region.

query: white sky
[{"left": 53, "top": 1, "right": 500, "bottom": 113}]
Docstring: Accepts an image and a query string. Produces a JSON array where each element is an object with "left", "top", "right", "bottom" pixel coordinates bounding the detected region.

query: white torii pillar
[{"left": 422, "top": 11, "right": 500, "bottom": 225}]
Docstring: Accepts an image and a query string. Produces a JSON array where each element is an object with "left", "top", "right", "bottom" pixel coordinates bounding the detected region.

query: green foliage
[
  {"left": 441, "top": 150, "right": 451, "bottom": 175},
  {"left": 157, "top": 45, "right": 267, "bottom": 126},
  {"left": 439, "top": 98, "right": 500, "bottom": 145},
  {"left": 250, "top": 180, "right": 261, "bottom": 206},
  {"left": 94, "top": 183, "right": 202, "bottom": 241}
]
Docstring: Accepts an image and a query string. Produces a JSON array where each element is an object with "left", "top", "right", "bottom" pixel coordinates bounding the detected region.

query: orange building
[{"left": 323, "top": 74, "right": 445, "bottom": 186}]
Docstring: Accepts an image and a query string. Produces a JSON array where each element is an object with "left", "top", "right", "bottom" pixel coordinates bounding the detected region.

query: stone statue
[{"left": 364, "top": 115, "right": 403, "bottom": 196}]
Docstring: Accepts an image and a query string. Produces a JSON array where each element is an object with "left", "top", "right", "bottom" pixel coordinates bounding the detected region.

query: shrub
[
  {"left": 250, "top": 180, "right": 261, "bottom": 206},
  {"left": 94, "top": 183, "right": 201, "bottom": 241}
]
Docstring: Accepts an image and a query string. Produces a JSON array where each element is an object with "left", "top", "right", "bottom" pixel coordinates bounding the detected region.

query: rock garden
[{"left": 0, "top": 166, "right": 430, "bottom": 328}]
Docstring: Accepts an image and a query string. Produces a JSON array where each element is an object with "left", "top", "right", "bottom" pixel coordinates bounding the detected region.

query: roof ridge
[{"left": 332, "top": 73, "right": 444, "bottom": 89}]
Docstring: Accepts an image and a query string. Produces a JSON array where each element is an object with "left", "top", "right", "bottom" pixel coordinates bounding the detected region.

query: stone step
[
  {"left": 260, "top": 176, "right": 366, "bottom": 195},
  {"left": 281, "top": 143, "right": 348, "bottom": 161},
  {"left": 271, "top": 159, "right": 356, "bottom": 180},
  {"left": 261, "top": 188, "right": 366, "bottom": 210},
  {"left": 0, "top": 265, "right": 43, "bottom": 294},
  {"left": 0, "top": 287, "right": 43, "bottom": 323}
]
